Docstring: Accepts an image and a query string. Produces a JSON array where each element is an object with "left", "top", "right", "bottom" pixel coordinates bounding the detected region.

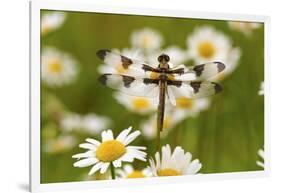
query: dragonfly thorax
[{"left": 158, "top": 54, "right": 170, "bottom": 69}]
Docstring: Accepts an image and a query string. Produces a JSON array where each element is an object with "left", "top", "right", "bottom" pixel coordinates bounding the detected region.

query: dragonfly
[{"left": 97, "top": 49, "right": 225, "bottom": 145}]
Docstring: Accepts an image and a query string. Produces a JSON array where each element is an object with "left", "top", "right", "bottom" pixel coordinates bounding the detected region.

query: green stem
[{"left": 110, "top": 162, "right": 116, "bottom": 180}]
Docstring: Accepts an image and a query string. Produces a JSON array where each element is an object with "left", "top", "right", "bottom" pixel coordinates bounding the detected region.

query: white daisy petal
[
  {"left": 101, "top": 130, "right": 113, "bottom": 142},
  {"left": 113, "top": 159, "right": 122, "bottom": 168},
  {"left": 258, "top": 149, "right": 264, "bottom": 159},
  {"left": 127, "top": 146, "right": 146, "bottom": 150},
  {"left": 124, "top": 130, "right": 141, "bottom": 145},
  {"left": 185, "top": 159, "right": 202, "bottom": 174},
  {"left": 183, "top": 152, "right": 192, "bottom": 170},
  {"left": 161, "top": 144, "right": 172, "bottom": 168},
  {"left": 86, "top": 138, "right": 101, "bottom": 146},
  {"left": 128, "top": 148, "right": 147, "bottom": 156},
  {"left": 116, "top": 126, "right": 132, "bottom": 143},
  {"left": 149, "top": 159, "right": 158, "bottom": 176},
  {"left": 100, "top": 162, "right": 110, "bottom": 174},
  {"left": 74, "top": 158, "right": 98, "bottom": 168},
  {"left": 172, "top": 147, "right": 185, "bottom": 171},
  {"left": 256, "top": 148, "right": 264, "bottom": 168},
  {"left": 88, "top": 162, "right": 103, "bottom": 175},
  {"left": 79, "top": 143, "right": 97, "bottom": 150},
  {"left": 155, "top": 152, "right": 161, "bottom": 169},
  {"left": 106, "top": 130, "right": 114, "bottom": 140},
  {"left": 120, "top": 154, "right": 134, "bottom": 162},
  {"left": 126, "top": 149, "right": 146, "bottom": 161},
  {"left": 72, "top": 151, "right": 93, "bottom": 159},
  {"left": 149, "top": 144, "right": 202, "bottom": 177},
  {"left": 257, "top": 161, "right": 264, "bottom": 168}
]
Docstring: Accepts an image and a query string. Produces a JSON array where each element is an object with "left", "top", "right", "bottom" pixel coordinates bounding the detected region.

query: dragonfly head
[{"left": 158, "top": 54, "right": 170, "bottom": 69}]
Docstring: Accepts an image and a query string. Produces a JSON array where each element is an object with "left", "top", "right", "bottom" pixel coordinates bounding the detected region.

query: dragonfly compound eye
[{"left": 158, "top": 54, "right": 170, "bottom": 63}]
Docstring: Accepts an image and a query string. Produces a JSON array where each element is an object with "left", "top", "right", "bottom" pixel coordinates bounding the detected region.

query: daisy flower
[
  {"left": 228, "top": 21, "right": 262, "bottom": 36},
  {"left": 149, "top": 144, "right": 202, "bottom": 177},
  {"left": 173, "top": 97, "right": 210, "bottom": 118},
  {"left": 41, "top": 12, "right": 66, "bottom": 35},
  {"left": 256, "top": 148, "right": 264, "bottom": 168},
  {"left": 41, "top": 47, "right": 78, "bottom": 87},
  {"left": 60, "top": 113, "right": 82, "bottom": 132},
  {"left": 72, "top": 127, "right": 147, "bottom": 179},
  {"left": 130, "top": 28, "right": 163, "bottom": 51},
  {"left": 60, "top": 112, "right": 111, "bottom": 134},
  {"left": 187, "top": 26, "right": 241, "bottom": 80},
  {"left": 258, "top": 81, "right": 264, "bottom": 95},
  {"left": 98, "top": 48, "right": 145, "bottom": 77},
  {"left": 114, "top": 92, "right": 157, "bottom": 115},
  {"left": 43, "top": 135, "right": 77, "bottom": 154},
  {"left": 187, "top": 26, "right": 232, "bottom": 63},
  {"left": 116, "top": 164, "right": 152, "bottom": 179}
]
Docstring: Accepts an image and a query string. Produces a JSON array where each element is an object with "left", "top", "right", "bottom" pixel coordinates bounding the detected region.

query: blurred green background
[{"left": 41, "top": 10, "right": 264, "bottom": 183}]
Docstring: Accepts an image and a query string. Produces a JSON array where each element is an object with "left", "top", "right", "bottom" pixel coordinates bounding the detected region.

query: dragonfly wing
[
  {"left": 98, "top": 74, "right": 159, "bottom": 98},
  {"left": 171, "top": 62, "right": 225, "bottom": 81},
  {"left": 97, "top": 49, "right": 157, "bottom": 77},
  {"left": 167, "top": 80, "right": 222, "bottom": 100}
]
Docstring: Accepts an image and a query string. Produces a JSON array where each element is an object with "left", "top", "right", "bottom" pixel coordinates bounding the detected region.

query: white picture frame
[{"left": 30, "top": 0, "right": 270, "bottom": 192}]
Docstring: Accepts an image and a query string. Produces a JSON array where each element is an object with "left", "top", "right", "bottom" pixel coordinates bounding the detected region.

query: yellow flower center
[
  {"left": 142, "top": 36, "right": 152, "bottom": 49},
  {"left": 116, "top": 63, "right": 127, "bottom": 74},
  {"left": 132, "top": 97, "right": 151, "bottom": 110},
  {"left": 127, "top": 171, "right": 146, "bottom": 178},
  {"left": 47, "top": 59, "right": 62, "bottom": 74},
  {"left": 158, "top": 168, "right": 180, "bottom": 176},
  {"left": 96, "top": 140, "right": 126, "bottom": 162},
  {"left": 198, "top": 41, "right": 216, "bottom": 59},
  {"left": 176, "top": 97, "right": 194, "bottom": 109}
]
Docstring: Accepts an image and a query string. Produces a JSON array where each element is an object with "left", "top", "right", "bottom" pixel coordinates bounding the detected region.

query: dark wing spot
[
  {"left": 167, "top": 68, "right": 185, "bottom": 75},
  {"left": 121, "top": 56, "right": 133, "bottom": 69},
  {"left": 212, "top": 82, "right": 223, "bottom": 93},
  {"left": 193, "top": 64, "right": 205, "bottom": 77},
  {"left": 122, "top": 76, "right": 135, "bottom": 88},
  {"left": 96, "top": 49, "right": 110, "bottom": 60},
  {"left": 143, "top": 78, "right": 159, "bottom": 85},
  {"left": 167, "top": 80, "right": 182, "bottom": 87},
  {"left": 142, "top": 64, "right": 159, "bottom": 72},
  {"left": 214, "top": 61, "right": 226, "bottom": 72},
  {"left": 190, "top": 81, "right": 202, "bottom": 93},
  {"left": 98, "top": 74, "right": 108, "bottom": 85}
]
